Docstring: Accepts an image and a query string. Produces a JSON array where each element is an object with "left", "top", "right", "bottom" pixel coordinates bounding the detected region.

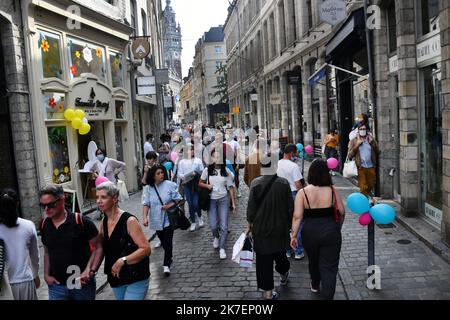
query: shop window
[
  {"left": 67, "top": 37, "right": 106, "bottom": 82},
  {"left": 115, "top": 100, "right": 125, "bottom": 119},
  {"left": 38, "top": 30, "right": 63, "bottom": 79},
  {"left": 115, "top": 125, "right": 124, "bottom": 162},
  {"left": 387, "top": 2, "right": 397, "bottom": 54},
  {"left": 43, "top": 92, "right": 66, "bottom": 120},
  {"left": 47, "top": 126, "right": 71, "bottom": 184},
  {"left": 110, "top": 52, "right": 124, "bottom": 88},
  {"left": 418, "top": 0, "right": 439, "bottom": 37}
]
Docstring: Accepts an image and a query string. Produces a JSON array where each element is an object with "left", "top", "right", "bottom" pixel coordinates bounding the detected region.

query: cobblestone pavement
[{"left": 36, "top": 162, "right": 450, "bottom": 300}]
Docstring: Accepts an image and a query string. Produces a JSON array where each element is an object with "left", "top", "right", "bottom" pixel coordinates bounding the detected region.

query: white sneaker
[
  {"left": 190, "top": 223, "right": 196, "bottom": 232},
  {"left": 154, "top": 239, "right": 161, "bottom": 248},
  {"left": 213, "top": 237, "right": 219, "bottom": 249},
  {"left": 295, "top": 252, "right": 305, "bottom": 260},
  {"left": 163, "top": 266, "right": 170, "bottom": 276},
  {"left": 198, "top": 217, "right": 205, "bottom": 228},
  {"left": 219, "top": 249, "right": 227, "bottom": 259},
  {"left": 286, "top": 251, "right": 292, "bottom": 258}
]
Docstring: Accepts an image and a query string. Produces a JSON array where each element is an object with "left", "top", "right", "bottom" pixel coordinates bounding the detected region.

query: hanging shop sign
[
  {"left": 132, "top": 38, "right": 151, "bottom": 59},
  {"left": 320, "top": 0, "right": 347, "bottom": 26},
  {"left": 270, "top": 94, "right": 282, "bottom": 105},
  {"left": 137, "top": 76, "right": 156, "bottom": 95},
  {"left": 155, "top": 68, "right": 170, "bottom": 84}
]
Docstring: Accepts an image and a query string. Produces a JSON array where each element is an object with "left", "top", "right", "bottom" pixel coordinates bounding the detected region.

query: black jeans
[
  {"left": 156, "top": 226, "right": 174, "bottom": 267},
  {"left": 255, "top": 251, "right": 290, "bottom": 291},
  {"left": 302, "top": 217, "right": 342, "bottom": 300}
]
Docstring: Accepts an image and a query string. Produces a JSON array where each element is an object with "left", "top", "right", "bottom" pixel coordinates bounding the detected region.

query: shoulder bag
[
  {"left": 198, "top": 172, "right": 212, "bottom": 211},
  {"left": 153, "top": 186, "right": 190, "bottom": 230}
]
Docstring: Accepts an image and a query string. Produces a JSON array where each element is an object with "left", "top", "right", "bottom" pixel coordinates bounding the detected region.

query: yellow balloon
[
  {"left": 74, "top": 109, "right": 85, "bottom": 120},
  {"left": 79, "top": 123, "right": 91, "bottom": 135},
  {"left": 72, "top": 117, "right": 82, "bottom": 129},
  {"left": 64, "top": 109, "right": 75, "bottom": 121}
]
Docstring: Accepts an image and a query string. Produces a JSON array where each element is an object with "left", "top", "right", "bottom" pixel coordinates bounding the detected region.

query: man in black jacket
[{"left": 247, "top": 154, "right": 293, "bottom": 300}]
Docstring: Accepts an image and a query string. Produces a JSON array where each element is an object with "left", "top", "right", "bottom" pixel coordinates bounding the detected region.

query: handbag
[
  {"left": 153, "top": 186, "right": 189, "bottom": 230},
  {"left": 343, "top": 156, "right": 358, "bottom": 178},
  {"left": 117, "top": 179, "right": 129, "bottom": 202},
  {"left": 198, "top": 173, "right": 211, "bottom": 211},
  {"left": 331, "top": 187, "right": 341, "bottom": 223},
  {"left": 239, "top": 235, "right": 254, "bottom": 268}
]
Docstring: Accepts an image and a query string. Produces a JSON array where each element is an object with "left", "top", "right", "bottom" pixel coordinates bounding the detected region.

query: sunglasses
[{"left": 39, "top": 198, "right": 60, "bottom": 209}]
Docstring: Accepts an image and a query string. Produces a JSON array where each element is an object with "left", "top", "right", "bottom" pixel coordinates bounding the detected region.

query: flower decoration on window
[
  {"left": 75, "top": 51, "right": 81, "bottom": 59},
  {"left": 41, "top": 39, "right": 50, "bottom": 53},
  {"left": 70, "top": 65, "right": 77, "bottom": 76},
  {"left": 96, "top": 48, "right": 102, "bottom": 58},
  {"left": 114, "top": 57, "right": 120, "bottom": 68},
  {"left": 57, "top": 104, "right": 64, "bottom": 112},
  {"left": 53, "top": 42, "right": 58, "bottom": 49},
  {"left": 48, "top": 98, "right": 56, "bottom": 110}
]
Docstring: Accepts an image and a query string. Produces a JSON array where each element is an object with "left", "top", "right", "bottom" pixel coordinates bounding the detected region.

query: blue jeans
[
  {"left": 208, "top": 196, "right": 229, "bottom": 249},
  {"left": 112, "top": 279, "right": 149, "bottom": 300},
  {"left": 289, "top": 190, "right": 304, "bottom": 255},
  {"left": 48, "top": 278, "right": 96, "bottom": 300},
  {"left": 184, "top": 185, "right": 200, "bottom": 223}
]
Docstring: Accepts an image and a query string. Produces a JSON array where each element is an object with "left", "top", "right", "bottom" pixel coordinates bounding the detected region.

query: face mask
[
  {"left": 97, "top": 155, "right": 105, "bottom": 162},
  {"left": 359, "top": 130, "right": 367, "bottom": 137}
]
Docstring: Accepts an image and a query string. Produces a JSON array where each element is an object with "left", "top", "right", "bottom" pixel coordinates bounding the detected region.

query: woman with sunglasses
[
  {"left": 0, "top": 189, "right": 40, "bottom": 300},
  {"left": 142, "top": 165, "right": 183, "bottom": 276}
]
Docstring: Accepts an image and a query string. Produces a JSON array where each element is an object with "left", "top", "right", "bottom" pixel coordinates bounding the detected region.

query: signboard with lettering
[
  {"left": 424, "top": 203, "right": 442, "bottom": 225},
  {"left": 417, "top": 34, "right": 441, "bottom": 65},
  {"left": 389, "top": 55, "right": 398, "bottom": 73},
  {"left": 155, "top": 69, "right": 170, "bottom": 84},
  {"left": 164, "top": 96, "right": 173, "bottom": 109},
  {"left": 69, "top": 76, "right": 112, "bottom": 120},
  {"left": 270, "top": 94, "right": 282, "bottom": 105},
  {"left": 320, "top": 0, "right": 347, "bottom": 26},
  {"left": 137, "top": 76, "right": 156, "bottom": 95},
  {"left": 250, "top": 94, "right": 258, "bottom": 101}
]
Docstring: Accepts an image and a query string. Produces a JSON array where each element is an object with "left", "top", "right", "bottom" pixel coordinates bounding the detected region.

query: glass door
[{"left": 420, "top": 64, "right": 443, "bottom": 226}]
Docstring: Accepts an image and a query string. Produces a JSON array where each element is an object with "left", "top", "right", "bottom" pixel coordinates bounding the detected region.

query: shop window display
[
  {"left": 110, "top": 52, "right": 124, "bottom": 88},
  {"left": 43, "top": 92, "right": 66, "bottom": 119},
  {"left": 47, "top": 126, "right": 71, "bottom": 184},
  {"left": 38, "top": 30, "right": 63, "bottom": 79},
  {"left": 67, "top": 37, "right": 106, "bottom": 82},
  {"left": 115, "top": 100, "right": 125, "bottom": 119}
]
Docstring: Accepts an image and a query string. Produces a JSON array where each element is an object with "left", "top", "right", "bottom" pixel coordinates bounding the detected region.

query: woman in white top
[
  {"left": 91, "top": 148, "right": 126, "bottom": 184},
  {"left": 176, "top": 144, "right": 205, "bottom": 231},
  {"left": 0, "top": 189, "right": 40, "bottom": 300},
  {"left": 199, "top": 148, "right": 236, "bottom": 260}
]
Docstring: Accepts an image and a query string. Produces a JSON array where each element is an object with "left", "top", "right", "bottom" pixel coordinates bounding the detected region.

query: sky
[{"left": 164, "top": 0, "right": 230, "bottom": 78}]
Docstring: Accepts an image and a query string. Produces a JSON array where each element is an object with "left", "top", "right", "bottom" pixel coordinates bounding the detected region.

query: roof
[{"left": 203, "top": 26, "right": 224, "bottom": 43}]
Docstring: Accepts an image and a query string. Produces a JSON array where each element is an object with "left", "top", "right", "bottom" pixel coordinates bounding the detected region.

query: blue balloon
[
  {"left": 164, "top": 161, "right": 173, "bottom": 171},
  {"left": 347, "top": 193, "right": 370, "bottom": 215},
  {"left": 296, "top": 143, "right": 304, "bottom": 152},
  {"left": 370, "top": 204, "right": 396, "bottom": 224}
]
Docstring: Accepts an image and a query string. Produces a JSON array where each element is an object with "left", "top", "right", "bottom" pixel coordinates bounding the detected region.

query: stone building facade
[
  {"left": 0, "top": 0, "right": 40, "bottom": 224},
  {"left": 224, "top": 0, "right": 450, "bottom": 245}
]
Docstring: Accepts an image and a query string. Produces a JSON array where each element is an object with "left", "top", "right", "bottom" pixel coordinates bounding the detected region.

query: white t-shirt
[
  {"left": 277, "top": 159, "right": 303, "bottom": 192},
  {"left": 225, "top": 140, "right": 241, "bottom": 163},
  {"left": 200, "top": 167, "right": 234, "bottom": 200},
  {"left": 143, "top": 141, "right": 154, "bottom": 158},
  {"left": 0, "top": 218, "right": 39, "bottom": 284}
]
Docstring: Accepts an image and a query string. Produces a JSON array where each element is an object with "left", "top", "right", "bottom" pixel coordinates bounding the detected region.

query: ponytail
[{"left": 0, "top": 189, "right": 19, "bottom": 228}]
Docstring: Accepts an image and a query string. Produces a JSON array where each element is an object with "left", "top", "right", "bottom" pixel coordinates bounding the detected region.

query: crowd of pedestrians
[{"left": 0, "top": 116, "right": 379, "bottom": 300}]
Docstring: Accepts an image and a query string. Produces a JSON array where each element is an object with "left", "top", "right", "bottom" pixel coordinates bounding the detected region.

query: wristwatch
[{"left": 121, "top": 257, "right": 127, "bottom": 265}]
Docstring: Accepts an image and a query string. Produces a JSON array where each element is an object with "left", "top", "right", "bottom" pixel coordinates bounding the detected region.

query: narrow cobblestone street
[{"left": 34, "top": 163, "right": 450, "bottom": 300}]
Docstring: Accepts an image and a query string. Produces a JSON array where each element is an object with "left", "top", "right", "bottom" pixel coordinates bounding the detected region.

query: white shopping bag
[
  {"left": 239, "top": 235, "right": 254, "bottom": 268},
  {"left": 231, "top": 232, "right": 246, "bottom": 264},
  {"left": 117, "top": 179, "right": 129, "bottom": 202},
  {"left": 343, "top": 157, "right": 358, "bottom": 178}
]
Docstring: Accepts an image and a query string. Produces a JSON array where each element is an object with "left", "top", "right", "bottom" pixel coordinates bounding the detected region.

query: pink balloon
[
  {"left": 305, "top": 145, "right": 314, "bottom": 154},
  {"left": 359, "top": 212, "right": 372, "bottom": 226},
  {"left": 95, "top": 176, "right": 109, "bottom": 186},
  {"left": 170, "top": 152, "right": 178, "bottom": 162},
  {"left": 327, "top": 158, "right": 339, "bottom": 170}
]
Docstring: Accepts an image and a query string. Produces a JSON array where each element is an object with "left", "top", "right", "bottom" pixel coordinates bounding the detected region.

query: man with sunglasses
[{"left": 39, "top": 185, "right": 101, "bottom": 300}]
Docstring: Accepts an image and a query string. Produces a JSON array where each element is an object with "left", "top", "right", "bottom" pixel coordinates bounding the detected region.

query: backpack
[{"left": 40, "top": 212, "right": 95, "bottom": 253}]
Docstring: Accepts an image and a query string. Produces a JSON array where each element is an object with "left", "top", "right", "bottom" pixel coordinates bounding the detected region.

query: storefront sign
[
  {"left": 250, "top": 94, "right": 258, "bottom": 101},
  {"left": 137, "top": 76, "right": 156, "bottom": 95},
  {"left": 164, "top": 96, "right": 173, "bottom": 109},
  {"left": 417, "top": 34, "right": 441, "bottom": 64},
  {"left": 270, "top": 94, "right": 282, "bottom": 105},
  {"left": 424, "top": 203, "right": 442, "bottom": 225},
  {"left": 320, "top": 0, "right": 347, "bottom": 26},
  {"left": 74, "top": 87, "right": 110, "bottom": 117},
  {"left": 132, "top": 38, "right": 151, "bottom": 59},
  {"left": 389, "top": 55, "right": 398, "bottom": 73},
  {"left": 155, "top": 69, "right": 170, "bottom": 84}
]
